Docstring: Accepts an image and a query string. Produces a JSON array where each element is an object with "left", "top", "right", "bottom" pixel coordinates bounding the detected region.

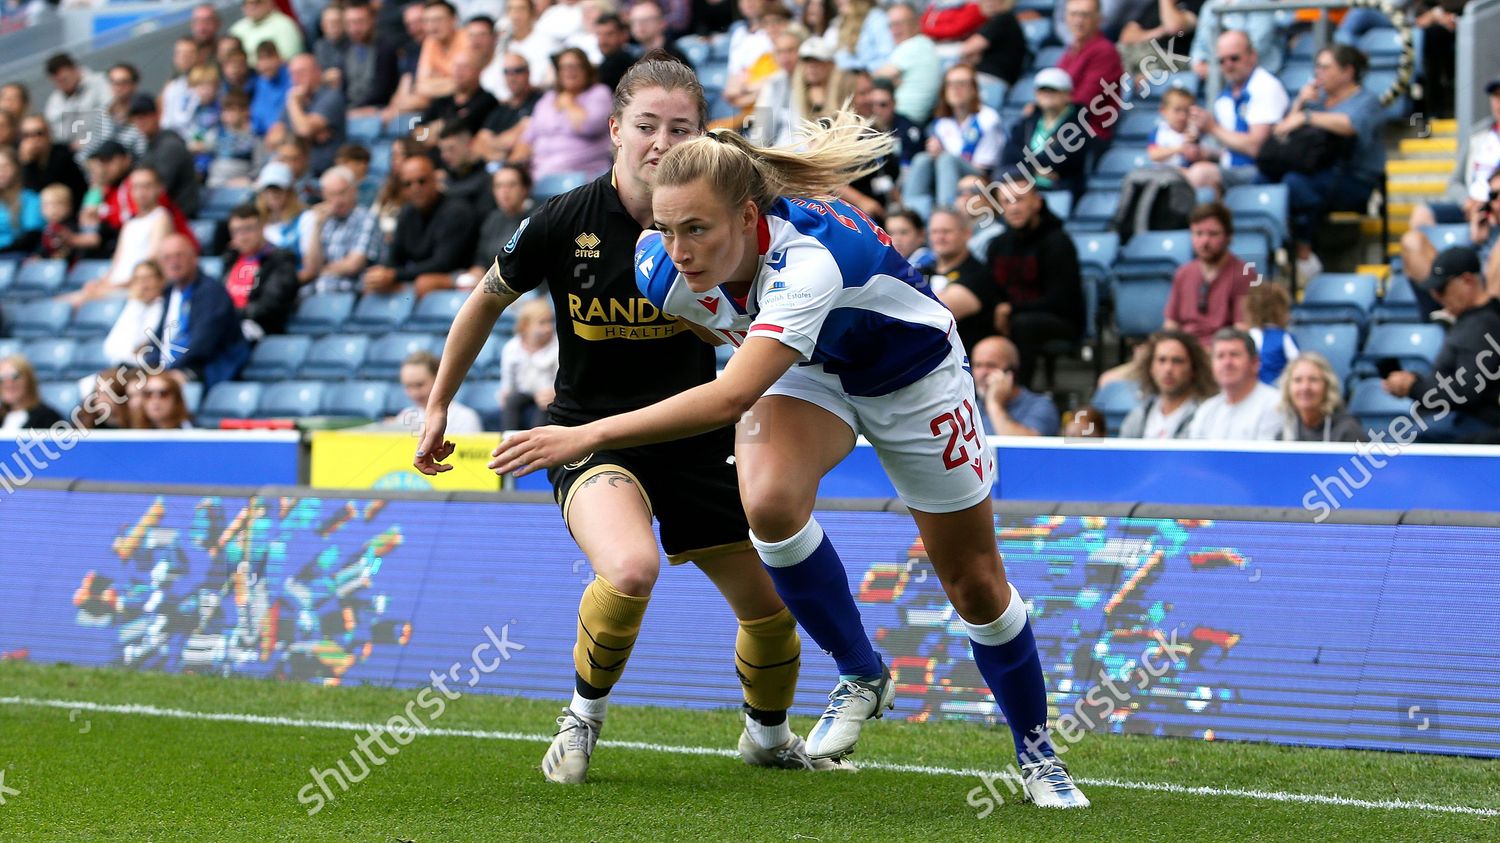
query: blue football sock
[
  {"left": 965, "top": 585, "right": 1056, "bottom": 765},
  {"left": 751, "top": 517, "right": 883, "bottom": 678}
]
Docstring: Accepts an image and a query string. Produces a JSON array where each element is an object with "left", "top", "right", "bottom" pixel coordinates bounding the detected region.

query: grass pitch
[{"left": 0, "top": 662, "right": 1495, "bottom": 841}]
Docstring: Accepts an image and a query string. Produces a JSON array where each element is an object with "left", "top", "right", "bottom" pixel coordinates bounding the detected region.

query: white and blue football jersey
[{"left": 635, "top": 196, "right": 958, "bottom": 398}]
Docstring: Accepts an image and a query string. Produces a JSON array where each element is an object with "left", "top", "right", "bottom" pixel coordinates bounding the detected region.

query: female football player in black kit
[{"left": 415, "top": 53, "right": 843, "bottom": 782}]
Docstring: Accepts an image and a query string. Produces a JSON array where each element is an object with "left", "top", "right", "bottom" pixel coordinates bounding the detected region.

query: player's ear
[
  {"left": 740, "top": 199, "right": 758, "bottom": 231},
  {"left": 608, "top": 116, "right": 621, "bottom": 151}
]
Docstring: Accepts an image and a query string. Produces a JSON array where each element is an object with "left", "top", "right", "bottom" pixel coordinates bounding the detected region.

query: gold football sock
[
  {"left": 735, "top": 608, "right": 801, "bottom": 714},
  {"left": 572, "top": 575, "right": 650, "bottom": 692}
]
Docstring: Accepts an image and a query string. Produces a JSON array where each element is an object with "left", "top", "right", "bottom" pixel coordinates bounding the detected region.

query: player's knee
[
  {"left": 741, "top": 485, "right": 815, "bottom": 543},
  {"left": 942, "top": 562, "right": 1007, "bottom": 622},
  {"left": 593, "top": 554, "right": 660, "bottom": 596}
]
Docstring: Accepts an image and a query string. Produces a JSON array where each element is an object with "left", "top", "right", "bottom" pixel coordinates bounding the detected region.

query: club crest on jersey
[
  {"left": 698, "top": 296, "right": 720, "bottom": 314},
  {"left": 574, "top": 232, "right": 602, "bottom": 258},
  {"left": 767, "top": 250, "right": 788, "bottom": 271},
  {"left": 504, "top": 217, "right": 530, "bottom": 254}
]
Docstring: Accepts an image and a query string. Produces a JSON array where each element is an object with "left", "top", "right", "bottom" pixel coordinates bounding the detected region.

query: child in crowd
[
  {"left": 499, "top": 297, "right": 560, "bottom": 431},
  {"left": 208, "top": 91, "right": 259, "bottom": 188},
  {"left": 36, "top": 184, "right": 76, "bottom": 262},
  {"left": 1245, "top": 282, "right": 1300, "bottom": 385},
  {"left": 1147, "top": 87, "right": 1207, "bottom": 171},
  {"left": 187, "top": 64, "right": 224, "bottom": 180}
]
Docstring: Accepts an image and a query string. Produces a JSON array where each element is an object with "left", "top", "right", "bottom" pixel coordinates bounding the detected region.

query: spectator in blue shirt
[
  {"left": 973, "top": 335, "right": 1061, "bottom": 436},
  {"left": 250, "top": 41, "right": 292, "bottom": 137},
  {"left": 0, "top": 147, "right": 44, "bottom": 256}
]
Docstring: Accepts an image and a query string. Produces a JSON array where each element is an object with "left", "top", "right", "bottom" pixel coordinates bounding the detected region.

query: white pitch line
[{"left": 3, "top": 696, "right": 1497, "bottom": 818}]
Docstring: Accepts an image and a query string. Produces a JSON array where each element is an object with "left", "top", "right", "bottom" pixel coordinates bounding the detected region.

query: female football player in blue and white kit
[{"left": 490, "top": 113, "right": 1088, "bottom": 808}]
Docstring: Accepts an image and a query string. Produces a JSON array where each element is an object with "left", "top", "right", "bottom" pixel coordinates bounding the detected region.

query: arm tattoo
[{"left": 482, "top": 261, "right": 520, "bottom": 298}]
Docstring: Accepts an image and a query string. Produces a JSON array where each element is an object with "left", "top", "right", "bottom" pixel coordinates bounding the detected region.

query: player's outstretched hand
[
  {"left": 413, "top": 410, "right": 457, "bottom": 475},
  {"left": 489, "top": 425, "right": 591, "bottom": 477}
]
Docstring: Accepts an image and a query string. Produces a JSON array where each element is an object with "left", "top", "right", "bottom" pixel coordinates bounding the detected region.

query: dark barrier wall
[{"left": 1, "top": 485, "right": 1496, "bottom": 759}]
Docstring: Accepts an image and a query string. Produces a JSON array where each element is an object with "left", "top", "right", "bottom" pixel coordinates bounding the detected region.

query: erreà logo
[
  {"left": 575, "top": 232, "right": 602, "bottom": 258},
  {"left": 698, "top": 296, "right": 719, "bottom": 314},
  {"left": 504, "top": 217, "right": 530, "bottom": 254}
]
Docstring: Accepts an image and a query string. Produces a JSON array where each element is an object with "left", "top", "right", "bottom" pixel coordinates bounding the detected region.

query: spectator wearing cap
[
  {"left": 998, "top": 68, "right": 1088, "bottom": 198},
  {"left": 228, "top": 0, "right": 305, "bottom": 62},
  {"left": 1186, "top": 327, "right": 1281, "bottom": 440},
  {"left": 1056, "top": 0, "right": 1124, "bottom": 145},
  {"left": 1385, "top": 246, "right": 1500, "bottom": 437},
  {"left": 1410, "top": 79, "right": 1500, "bottom": 234},
  {"left": 1118, "top": 329, "right": 1215, "bottom": 438},
  {"left": 254, "top": 161, "right": 315, "bottom": 258},
  {"left": 251, "top": 41, "right": 294, "bottom": 137},
  {"left": 267, "top": 54, "right": 348, "bottom": 176},
  {"left": 1404, "top": 166, "right": 1500, "bottom": 307},
  {"left": 301, "top": 165, "right": 383, "bottom": 294},
  {"left": 1163, "top": 203, "right": 1252, "bottom": 348},
  {"left": 81, "top": 63, "right": 149, "bottom": 162},
  {"left": 361, "top": 155, "right": 477, "bottom": 296},
  {"left": 1188, "top": 31, "right": 1288, "bottom": 199},
  {"left": 127, "top": 95, "right": 201, "bottom": 219},
  {"left": 143, "top": 233, "right": 249, "bottom": 388},
  {"left": 76, "top": 141, "right": 135, "bottom": 259},
  {"left": 983, "top": 167, "right": 1087, "bottom": 387},
  {"left": 972, "top": 335, "right": 1062, "bottom": 436},
  {"left": 43, "top": 53, "right": 111, "bottom": 149},
  {"left": 221, "top": 203, "right": 301, "bottom": 342},
  {"left": 902, "top": 62, "right": 1004, "bottom": 219},
  {"left": 593, "top": 13, "right": 635, "bottom": 91},
  {"left": 876, "top": 1, "right": 942, "bottom": 124}
]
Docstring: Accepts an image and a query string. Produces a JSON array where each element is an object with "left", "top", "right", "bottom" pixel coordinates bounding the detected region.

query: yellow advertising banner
[{"left": 309, "top": 431, "right": 504, "bottom": 491}]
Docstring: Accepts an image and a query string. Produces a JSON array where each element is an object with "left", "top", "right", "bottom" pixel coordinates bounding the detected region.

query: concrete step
[
  {"left": 1386, "top": 179, "right": 1449, "bottom": 196},
  {"left": 1356, "top": 263, "right": 1391, "bottom": 281},
  {"left": 1386, "top": 159, "right": 1454, "bottom": 176},
  {"left": 1429, "top": 118, "right": 1459, "bottom": 136}
]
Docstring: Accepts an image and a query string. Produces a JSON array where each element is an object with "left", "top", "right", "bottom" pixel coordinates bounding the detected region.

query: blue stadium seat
[
  {"left": 1279, "top": 60, "right": 1314, "bottom": 97},
  {"left": 68, "top": 297, "right": 126, "bottom": 338},
  {"left": 202, "top": 186, "right": 254, "bottom": 221},
  {"left": 241, "top": 334, "right": 313, "bottom": 380},
  {"left": 697, "top": 63, "right": 728, "bottom": 96},
  {"left": 0, "top": 338, "right": 20, "bottom": 359},
  {"left": 0, "top": 259, "right": 16, "bottom": 295},
  {"left": 1032, "top": 45, "right": 1064, "bottom": 69},
  {"left": 1042, "top": 190, "right": 1073, "bottom": 221},
  {"left": 1229, "top": 231, "right": 1271, "bottom": 278},
  {"left": 1092, "top": 380, "right": 1143, "bottom": 436},
  {"left": 64, "top": 339, "right": 110, "bottom": 379},
  {"left": 286, "top": 291, "right": 356, "bottom": 334},
  {"left": 322, "top": 380, "right": 390, "bottom": 419},
  {"left": 38, "top": 381, "right": 80, "bottom": 414},
  {"left": 65, "top": 259, "right": 111, "bottom": 291},
  {"left": 1117, "top": 229, "right": 1192, "bottom": 279},
  {"left": 299, "top": 334, "right": 371, "bottom": 379},
  {"left": 1363, "top": 69, "right": 1412, "bottom": 122},
  {"left": 1348, "top": 378, "right": 1415, "bottom": 432},
  {"left": 1421, "top": 224, "right": 1469, "bottom": 250},
  {"left": 22, "top": 338, "right": 75, "bottom": 379},
  {"left": 1224, "top": 184, "right": 1289, "bottom": 251},
  {"left": 533, "top": 171, "right": 593, "bottom": 202},
  {"left": 1005, "top": 74, "right": 1035, "bottom": 106},
  {"left": 1015, "top": 0, "right": 1054, "bottom": 15},
  {"left": 1070, "top": 230, "right": 1119, "bottom": 276},
  {"left": 189, "top": 219, "right": 220, "bottom": 254},
  {"left": 198, "top": 381, "right": 263, "bottom": 426},
  {"left": 714, "top": 343, "right": 734, "bottom": 369},
  {"left": 493, "top": 306, "right": 519, "bottom": 339},
  {"left": 385, "top": 112, "right": 424, "bottom": 138},
  {"left": 1069, "top": 191, "right": 1120, "bottom": 231},
  {"left": 405, "top": 289, "right": 467, "bottom": 332},
  {"left": 1373, "top": 273, "right": 1421, "bottom": 323},
  {"left": 708, "top": 35, "right": 732, "bottom": 62},
  {"left": 673, "top": 35, "right": 710, "bottom": 68},
  {"left": 1089, "top": 146, "right": 1152, "bottom": 191},
  {"left": 472, "top": 333, "right": 505, "bottom": 378},
  {"left": 385, "top": 381, "right": 411, "bottom": 415},
  {"left": 8, "top": 299, "right": 72, "bottom": 338},
  {"left": 1020, "top": 17, "right": 1053, "bottom": 52},
  {"left": 455, "top": 378, "right": 501, "bottom": 430},
  {"left": 358, "top": 332, "right": 440, "bottom": 379},
  {"left": 257, "top": 380, "right": 326, "bottom": 418},
  {"left": 1111, "top": 278, "right": 1173, "bottom": 338},
  {"left": 181, "top": 381, "right": 203, "bottom": 415},
  {"left": 347, "top": 292, "right": 415, "bottom": 332},
  {"left": 1290, "top": 323, "right": 1360, "bottom": 384},
  {"left": 347, "top": 113, "right": 384, "bottom": 144},
  {"left": 1359, "top": 27, "right": 1405, "bottom": 69},
  {"left": 13, "top": 259, "right": 66, "bottom": 297},
  {"left": 1115, "top": 108, "right": 1160, "bottom": 143},
  {"left": 197, "top": 255, "right": 224, "bottom": 280},
  {"left": 1293, "top": 273, "right": 1379, "bottom": 326},
  {"left": 370, "top": 143, "right": 393, "bottom": 177},
  {"left": 1354, "top": 323, "right": 1447, "bottom": 377}
]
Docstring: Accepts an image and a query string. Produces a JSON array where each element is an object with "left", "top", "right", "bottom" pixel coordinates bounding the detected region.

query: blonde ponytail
[{"left": 655, "top": 110, "right": 896, "bottom": 214}]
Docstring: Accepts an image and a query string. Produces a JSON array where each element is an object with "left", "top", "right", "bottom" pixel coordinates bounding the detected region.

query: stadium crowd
[{"left": 2, "top": 0, "right": 1498, "bottom": 442}]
